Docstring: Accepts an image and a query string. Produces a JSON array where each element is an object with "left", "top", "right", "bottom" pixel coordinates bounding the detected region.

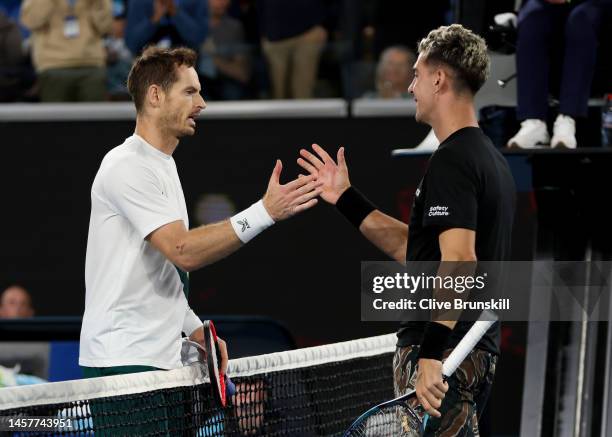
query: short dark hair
[
  {"left": 418, "top": 24, "right": 489, "bottom": 95},
  {"left": 127, "top": 46, "right": 197, "bottom": 113}
]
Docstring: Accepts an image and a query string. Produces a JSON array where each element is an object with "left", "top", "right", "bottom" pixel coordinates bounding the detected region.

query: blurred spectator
[
  {"left": 362, "top": 45, "right": 437, "bottom": 152},
  {"left": 20, "top": 0, "right": 112, "bottom": 102},
  {"left": 231, "top": 0, "right": 259, "bottom": 45},
  {"left": 0, "top": 285, "right": 34, "bottom": 318},
  {"left": 0, "top": 9, "right": 27, "bottom": 101},
  {"left": 371, "top": 1, "right": 450, "bottom": 56},
  {"left": 0, "top": 10, "right": 23, "bottom": 67},
  {"left": 363, "top": 45, "right": 415, "bottom": 99},
  {"left": 106, "top": 0, "right": 133, "bottom": 99},
  {"left": 258, "top": 0, "right": 328, "bottom": 99},
  {"left": 227, "top": 0, "right": 268, "bottom": 99},
  {"left": 333, "top": 0, "right": 376, "bottom": 99},
  {"left": 0, "top": 1, "right": 37, "bottom": 102},
  {"left": 334, "top": 0, "right": 376, "bottom": 62},
  {"left": 0, "top": 365, "right": 46, "bottom": 386},
  {"left": 507, "top": 0, "right": 611, "bottom": 149},
  {"left": 125, "top": 0, "right": 208, "bottom": 55},
  {"left": 0, "top": 0, "right": 30, "bottom": 39},
  {"left": 199, "top": 0, "right": 251, "bottom": 100}
]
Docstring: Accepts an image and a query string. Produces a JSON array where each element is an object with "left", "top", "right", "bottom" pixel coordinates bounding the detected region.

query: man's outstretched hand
[
  {"left": 263, "top": 159, "right": 323, "bottom": 221},
  {"left": 297, "top": 144, "right": 351, "bottom": 205}
]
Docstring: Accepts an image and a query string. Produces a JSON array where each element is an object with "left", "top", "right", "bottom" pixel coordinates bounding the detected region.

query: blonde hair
[{"left": 418, "top": 24, "right": 489, "bottom": 95}]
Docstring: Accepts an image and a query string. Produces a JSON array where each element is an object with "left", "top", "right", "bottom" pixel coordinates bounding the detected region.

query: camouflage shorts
[{"left": 393, "top": 346, "right": 497, "bottom": 436}]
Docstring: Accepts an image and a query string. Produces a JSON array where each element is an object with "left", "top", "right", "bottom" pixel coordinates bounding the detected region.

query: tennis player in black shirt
[{"left": 298, "top": 24, "right": 516, "bottom": 435}]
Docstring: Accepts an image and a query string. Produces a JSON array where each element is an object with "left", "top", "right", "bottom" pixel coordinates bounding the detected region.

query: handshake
[{"left": 261, "top": 144, "right": 351, "bottom": 222}]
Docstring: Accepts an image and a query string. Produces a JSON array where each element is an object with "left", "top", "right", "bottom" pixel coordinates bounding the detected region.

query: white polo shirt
[{"left": 79, "top": 134, "right": 202, "bottom": 370}]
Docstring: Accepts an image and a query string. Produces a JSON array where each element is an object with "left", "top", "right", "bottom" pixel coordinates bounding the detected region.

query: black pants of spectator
[{"left": 516, "top": 0, "right": 609, "bottom": 120}]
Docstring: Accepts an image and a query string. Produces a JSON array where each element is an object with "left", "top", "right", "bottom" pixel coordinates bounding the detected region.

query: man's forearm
[
  {"left": 358, "top": 210, "right": 408, "bottom": 263},
  {"left": 176, "top": 220, "right": 242, "bottom": 271}
]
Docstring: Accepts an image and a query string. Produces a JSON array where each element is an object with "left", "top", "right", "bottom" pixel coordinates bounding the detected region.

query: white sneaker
[
  {"left": 551, "top": 114, "right": 576, "bottom": 149},
  {"left": 507, "top": 119, "right": 549, "bottom": 148},
  {"left": 414, "top": 129, "right": 439, "bottom": 151}
]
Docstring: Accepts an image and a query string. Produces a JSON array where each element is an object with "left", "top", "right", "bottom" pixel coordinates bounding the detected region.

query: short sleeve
[
  {"left": 422, "top": 149, "right": 479, "bottom": 230},
  {"left": 182, "top": 307, "right": 202, "bottom": 336},
  {"left": 103, "top": 161, "right": 183, "bottom": 239}
]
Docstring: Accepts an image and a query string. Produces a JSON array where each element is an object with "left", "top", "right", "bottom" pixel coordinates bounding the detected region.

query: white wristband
[{"left": 230, "top": 199, "right": 275, "bottom": 243}]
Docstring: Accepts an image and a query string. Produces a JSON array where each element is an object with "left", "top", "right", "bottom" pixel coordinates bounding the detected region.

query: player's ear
[
  {"left": 435, "top": 68, "right": 451, "bottom": 94},
  {"left": 147, "top": 84, "right": 164, "bottom": 109},
  {"left": 434, "top": 70, "right": 443, "bottom": 91}
]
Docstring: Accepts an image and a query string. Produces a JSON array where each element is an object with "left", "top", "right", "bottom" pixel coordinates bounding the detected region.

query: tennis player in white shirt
[{"left": 79, "top": 46, "right": 322, "bottom": 378}]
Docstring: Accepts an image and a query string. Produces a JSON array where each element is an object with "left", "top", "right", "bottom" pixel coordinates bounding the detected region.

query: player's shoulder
[
  {"left": 98, "top": 136, "right": 156, "bottom": 183},
  {"left": 434, "top": 128, "right": 496, "bottom": 166},
  {"left": 101, "top": 136, "right": 148, "bottom": 170},
  {"left": 430, "top": 139, "right": 467, "bottom": 168}
]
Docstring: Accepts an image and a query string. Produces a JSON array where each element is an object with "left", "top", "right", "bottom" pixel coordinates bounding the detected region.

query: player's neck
[
  {"left": 430, "top": 97, "right": 478, "bottom": 144},
  {"left": 135, "top": 117, "right": 179, "bottom": 156}
]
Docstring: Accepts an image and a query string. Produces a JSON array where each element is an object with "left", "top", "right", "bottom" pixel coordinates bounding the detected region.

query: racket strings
[{"left": 346, "top": 403, "right": 423, "bottom": 437}]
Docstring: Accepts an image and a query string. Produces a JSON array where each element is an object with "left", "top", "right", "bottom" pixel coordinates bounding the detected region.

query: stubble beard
[{"left": 160, "top": 110, "right": 193, "bottom": 139}]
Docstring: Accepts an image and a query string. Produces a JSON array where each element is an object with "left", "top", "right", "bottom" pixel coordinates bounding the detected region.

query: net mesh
[{"left": 0, "top": 334, "right": 401, "bottom": 436}]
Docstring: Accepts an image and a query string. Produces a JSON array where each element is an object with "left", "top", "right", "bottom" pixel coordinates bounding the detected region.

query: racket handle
[
  {"left": 213, "top": 335, "right": 235, "bottom": 398},
  {"left": 441, "top": 311, "right": 497, "bottom": 377},
  {"left": 225, "top": 374, "right": 236, "bottom": 397}
]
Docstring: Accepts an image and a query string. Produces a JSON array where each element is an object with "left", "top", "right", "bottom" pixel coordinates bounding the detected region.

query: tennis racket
[
  {"left": 343, "top": 311, "right": 498, "bottom": 437},
  {"left": 183, "top": 321, "right": 235, "bottom": 407},
  {"left": 203, "top": 320, "right": 236, "bottom": 407}
]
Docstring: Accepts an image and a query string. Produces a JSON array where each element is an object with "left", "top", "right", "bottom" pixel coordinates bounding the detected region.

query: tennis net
[{"left": 0, "top": 333, "right": 399, "bottom": 436}]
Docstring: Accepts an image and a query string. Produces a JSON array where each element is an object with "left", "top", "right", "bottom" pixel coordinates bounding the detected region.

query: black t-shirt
[{"left": 396, "top": 127, "right": 516, "bottom": 355}]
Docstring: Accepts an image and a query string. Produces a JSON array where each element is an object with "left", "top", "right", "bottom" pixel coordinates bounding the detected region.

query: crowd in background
[
  {"left": 0, "top": 0, "right": 609, "bottom": 143},
  {"left": 0, "top": 0, "right": 459, "bottom": 102}
]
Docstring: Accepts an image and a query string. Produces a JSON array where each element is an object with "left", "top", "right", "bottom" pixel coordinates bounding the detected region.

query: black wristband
[
  {"left": 418, "top": 322, "right": 452, "bottom": 361},
  {"left": 335, "top": 186, "right": 376, "bottom": 228}
]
